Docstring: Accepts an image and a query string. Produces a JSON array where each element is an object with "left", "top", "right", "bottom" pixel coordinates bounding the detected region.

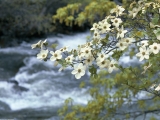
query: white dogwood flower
[
  {"left": 128, "top": 7, "right": 140, "bottom": 18},
  {"left": 108, "top": 60, "right": 118, "bottom": 73},
  {"left": 99, "top": 22, "right": 111, "bottom": 34},
  {"left": 116, "top": 40, "right": 128, "bottom": 51},
  {"left": 96, "top": 53, "right": 108, "bottom": 62},
  {"left": 41, "top": 39, "right": 47, "bottom": 49},
  {"left": 149, "top": 43, "right": 160, "bottom": 54},
  {"left": 150, "top": 83, "right": 156, "bottom": 89},
  {"left": 85, "top": 42, "right": 93, "bottom": 47},
  {"left": 60, "top": 46, "right": 69, "bottom": 52},
  {"left": 84, "top": 56, "right": 94, "bottom": 66},
  {"left": 71, "top": 63, "right": 86, "bottom": 79},
  {"left": 97, "top": 59, "right": 110, "bottom": 69},
  {"left": 77, "top": 52, "right": 84, "bottom": 60},
  {"left": 123, "top": 37, "right": 135, "bottom": 45},
  {"left": 155, "top": 84, "right": 160, "bottom": 91},
  {"left": 116, "top": 25, "right": 127, "bottom": 38},
  {"left": 31, "top": 40, "right": 42, "bottom": 49},
  {"left": 65, "top": 55, "right": 74, "bottom": 63},
  {"left": 50, "top": 50, "right": 62, "bottom": 61},
  {"left": 136, "top": 47, "right": 150, "bottom": 61},
  {"left": 140, "top": 40, "right": 149, "bottom": 47},
  {"left": 90, "top": 23, "right": 99, "bottom": 31},
  {"left": 138, "top": 0, "right": 145, "bottom": 6},
  {"left": 111, "top": 18, "right": 122, "bottom": 28},
  {"left": 110, "top": 5, "right": 125, "bottom": 17},
  {"left": 37, "top": 49, "right": 48, "bottom": 60},
  {"left": 93, "top": 30, "right": 100, "bottom": 40},
  {"left": 81, "top": 47, "right": 92, "bottom": 58},
  {"left": 31, "top": 39, "right": 47, "bottom": 49}
]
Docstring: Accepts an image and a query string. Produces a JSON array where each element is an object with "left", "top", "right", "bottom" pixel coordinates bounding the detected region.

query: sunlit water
[{"left": 0, "top": 31, "right": 149, "bottom": 119}]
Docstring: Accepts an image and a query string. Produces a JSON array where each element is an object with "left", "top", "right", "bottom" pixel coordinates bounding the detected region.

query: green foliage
[
  {"left": 57, "top": 48, "right": 159, "bottom": 119},
  {"left": 89, "top": 65, "right": 97, "bottom": 78},
  {"left": 52, "top": 0, "right": 116, "bottom": 26}
]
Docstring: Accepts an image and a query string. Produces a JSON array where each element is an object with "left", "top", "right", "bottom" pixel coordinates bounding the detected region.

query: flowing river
[
  {"left": 0, "top": 31, "right": 150, "bottom": 120},
  {"left": 0, "top": 32, "right": 93, "bottom": 120}
]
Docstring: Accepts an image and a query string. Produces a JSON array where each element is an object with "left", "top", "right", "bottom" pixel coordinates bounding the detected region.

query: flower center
[
  {"left": 54, "top": 54, "right": 58, "bottom": 57},
  {"left": 119, "top": 30, "right": 122, "bottom": 34},
  {"left": 126, "top": 39, "right": 129, "bottom": 43},
  {"left": 101, "top": 61, "right": 105, "bottom": 65},
  {"left": 110, "top": 64, "right": 113, "bottom": 67},
  {"left": 133, "top": 10, "right": 136, "bottom": 13},
  {"left": 78, "top": 69, "right": 81, "bottom": 73},
  {"left": 85, "top": 50, "right": 89, "bottom": 54},
  {"left": 120, "top": 43, "right": 123, "bottom": 46},
  {"left": 115, "top": 20, "right": 118, "bottom": 23},
  {"left": 87, "top": 59, "right": 90, "bottom": 62},
  {"left": 42, "top": 54, "right": 46, "bottom": 58},
  {"left": 101, "top": 55, "right": 104, "bottom": 58},
  {"left": 154, "top": 46, "right": 157, "bottom": 50},
  {"left": 142, "top": 52, "right": 145, "bottom": 55}
]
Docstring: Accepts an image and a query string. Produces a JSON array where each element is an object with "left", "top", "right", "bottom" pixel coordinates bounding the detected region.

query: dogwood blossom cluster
[{"left": 32, "top": 0, "right": 160, "bottom": 81}]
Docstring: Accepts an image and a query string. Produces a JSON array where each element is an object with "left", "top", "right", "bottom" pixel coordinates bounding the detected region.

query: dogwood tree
[{"left": 32, "top": 0, "right": 160, "bottom": 119}]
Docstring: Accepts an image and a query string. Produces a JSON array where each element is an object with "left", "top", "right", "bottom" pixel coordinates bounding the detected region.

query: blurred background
[{"left": 0, "top": 0, "right": 68, "bottom": 47}]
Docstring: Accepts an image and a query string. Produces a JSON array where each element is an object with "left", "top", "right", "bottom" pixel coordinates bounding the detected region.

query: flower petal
[
  {"left": 75, "top": 74, "right": 81, "bottom": 79},
  {"left": 80, "top": 70, "right": 85, "bottom": 76},
  {"left": 71, "top": 70, "right": 77, "bottom": 75}
]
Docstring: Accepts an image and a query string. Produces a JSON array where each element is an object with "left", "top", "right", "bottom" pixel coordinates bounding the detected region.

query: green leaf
[
  {"left": 112, "top": 50, "right": 123, "bottom": 60},
  {"left": 153, "top": 28, "right": 160, "bottom": 40},
  {"left": 89, "top": 65, "right": 97, "bottom": 78},
  {"left": 150, "top": 116, "right": 157, "bottom": 120},
  {"left": 79, "top": 81, "right": 85, "bottom": 88},
  {"left": 101, "top": 34, "right": 109, "bottom": 46},
  {"left": 51, "top": 43, "right": 58, "bottom": 49},
  {"left": 125, "top": 114, "right": 130, "bottom": 119},
  {"left": 114, "top": 64, "right": 119, "bottom": 68},
  {"left": 152, "top": 14, "right": 159, "bottom": 24}
]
